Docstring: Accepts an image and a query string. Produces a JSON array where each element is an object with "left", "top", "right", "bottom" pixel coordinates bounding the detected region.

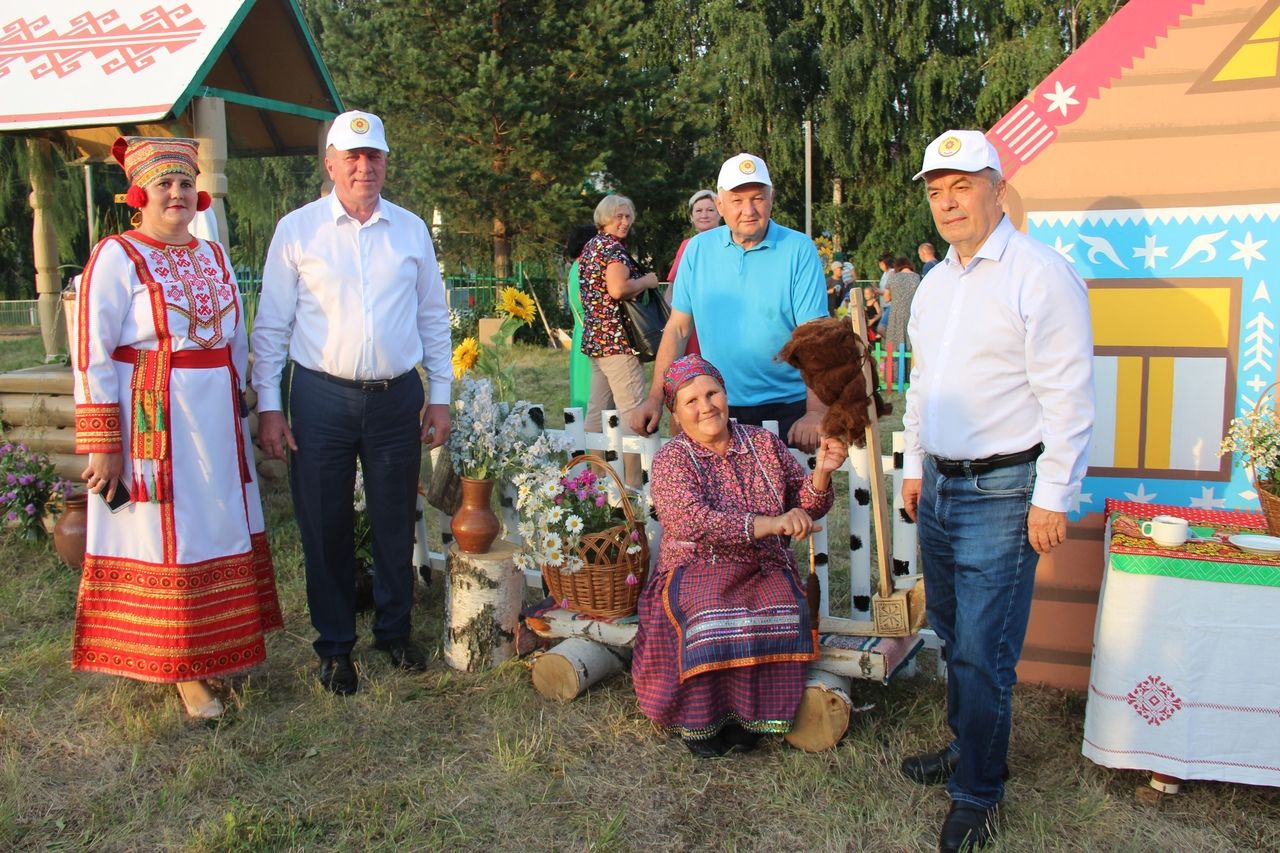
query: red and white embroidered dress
[{"left": 71, "top": 231, "right": 282, "bottom": 683}]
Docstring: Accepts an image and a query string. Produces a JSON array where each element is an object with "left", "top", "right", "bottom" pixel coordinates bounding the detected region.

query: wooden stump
[
  {"left": 530, "top": 637, "right": 631, "bottom": 701},
  {"left": 784, "top": 668, "right": 853, "bottom": 752},
  {"left": 444, "top": 541, "right": 523, "bottom": 672}
]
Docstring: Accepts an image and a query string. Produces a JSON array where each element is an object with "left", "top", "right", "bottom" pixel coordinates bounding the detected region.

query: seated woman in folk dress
[{"left": 631, "top": 355, "right": 847, "bottom": 757}]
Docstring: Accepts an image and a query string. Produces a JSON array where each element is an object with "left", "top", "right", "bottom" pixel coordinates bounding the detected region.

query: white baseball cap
[
  {"left": 326, "top": 110, "right": 389, "bottom": 153},
  {"left": 913, "top": 130, "right": 1001, "bottom": 180},
  {"left": 717, "top": 153, "right": 772, "bottom": 191}
]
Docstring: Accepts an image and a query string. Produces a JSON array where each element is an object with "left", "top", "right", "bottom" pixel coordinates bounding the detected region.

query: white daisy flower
[
  {"left": 566, "top": 556, "right": 584, "bottom": 573},
  {"left": 541, "top": 481, "right": 560, "bottom": 499},
  {"left": 565, "top": 514, "right": 584, "bottom": 534},
  {"left": 626, "top": 543, "right": 641, "bottom": 555},
  {"left": 545, "top": 548, "right": 564, "bottom": 567},
  {"left": 548, "top": 506, "right": 564, "bottom": 523},
  {"left": 542, "top": 532, "right": 563, "bottom": 552}
]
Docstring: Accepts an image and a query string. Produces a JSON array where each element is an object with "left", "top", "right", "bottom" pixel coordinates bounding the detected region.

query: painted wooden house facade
[{"left": 985, "top": 0, "right": 1280, "bottom": 687}]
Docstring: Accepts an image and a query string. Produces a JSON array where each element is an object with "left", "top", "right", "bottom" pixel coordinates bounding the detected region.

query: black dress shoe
[
  {"left": 902, "top": 748, "right": 1010, "bottom": 786},
  {"left": 683, "top": 733, "right": 728, "bottom": 759},
  {"left": 375, "top": 638, "right": 428, "bottom": 672},
  {"left": 721, "top": 723, "right": 761, "bottom": 753},
  {"left": 938, "top": 802, "right": 998, "bottom": 852},
  {"left": 319, "top": 654, "right": 358, "bottom": 696},
  {"left": 902, "top": 747, "right": 960, "bottom": 785}
]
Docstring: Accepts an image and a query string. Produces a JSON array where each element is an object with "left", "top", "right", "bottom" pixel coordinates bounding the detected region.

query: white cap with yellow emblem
[
  {"left": 326, "top": 110, "right": 390, "bottom": 153},
  {"left": 913, "top": 130, "right": 1001, "bottom": 180},
  {"left": 717, "top": 153, "right": 772, "bottom": 191}
]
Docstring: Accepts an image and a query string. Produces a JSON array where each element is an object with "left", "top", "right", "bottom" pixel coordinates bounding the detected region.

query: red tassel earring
[
  {"left": 196, "top": 191, "right": 212, "bottom": 212},
  {"left": 125, "top": 185, "right": 147, "bottom": 208}
]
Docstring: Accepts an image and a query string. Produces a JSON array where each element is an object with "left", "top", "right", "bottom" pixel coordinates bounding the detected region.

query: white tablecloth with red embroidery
[{"left": 1082, "top": 500, "right": 1280, "bottom": 787}]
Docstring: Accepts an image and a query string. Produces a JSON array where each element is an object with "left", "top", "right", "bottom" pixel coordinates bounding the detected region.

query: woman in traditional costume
[
  {"left": 71, "top": 136, "right": 281, "bottom": 719},
  {"left": 632, "top": 355, "right": 847, "bottom": 757}
]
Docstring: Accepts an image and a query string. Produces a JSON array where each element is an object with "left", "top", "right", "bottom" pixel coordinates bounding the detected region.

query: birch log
[
  {"left": 444, "top": 541, "right": 523, "bottom": 671},
  {"left": 784, "top": 668, "right": 853, "bottom": 752},
  {"left": 530, "top": 637, "right": 631, "bottom": 701}
]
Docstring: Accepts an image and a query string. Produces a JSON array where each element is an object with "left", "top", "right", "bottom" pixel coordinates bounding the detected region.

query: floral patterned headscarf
[{"left": 662, "top": 354, "right": 725, "bottom": 411}]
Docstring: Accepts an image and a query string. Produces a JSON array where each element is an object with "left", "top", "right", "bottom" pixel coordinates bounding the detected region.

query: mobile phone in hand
[{"left": 101, "top": 481, "right": 132, "bottom": 513}]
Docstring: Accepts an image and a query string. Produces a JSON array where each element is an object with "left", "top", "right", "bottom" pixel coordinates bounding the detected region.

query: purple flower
[
  {"left": 625, "top": 573, "right": 638, "bottom": 586},
  {"left": 35, "top": 480, "right": 44, "bottom": 490},
  {"left": 16, "top": 444, "right": 27, "bottom": 452},
  {"left": 553, "top": 496, "right": 562, "bottom": 505},
  {"left": 24, "top": 504, "right": 35, "bottom": 515},
  {"left": 18, "top": 475, "right": 33, "bottom": 486},
  {"left": 5, "top": 475, "right": 14, "bottom": 485},
  {"left": 595, "top": 495, "right": 606, "bottom": 507},
  {"left": 5, "top": 511, "right": 16, "bottom": 522}
]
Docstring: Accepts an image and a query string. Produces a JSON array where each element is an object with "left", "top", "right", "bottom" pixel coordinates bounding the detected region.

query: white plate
[{"left": 1227, "top": 534, "right": 1280, "bottom": 554}]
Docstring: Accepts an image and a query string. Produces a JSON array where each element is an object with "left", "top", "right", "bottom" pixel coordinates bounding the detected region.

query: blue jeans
[{"left": 917, "top": 455, "right": 1039, "bottom": 809}]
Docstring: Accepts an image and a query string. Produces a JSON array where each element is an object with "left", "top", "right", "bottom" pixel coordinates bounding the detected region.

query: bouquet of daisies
[{"left": 513, "top": 459, "right": 648, "bottom": 580}]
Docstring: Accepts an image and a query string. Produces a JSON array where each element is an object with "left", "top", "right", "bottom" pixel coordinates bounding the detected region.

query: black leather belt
[
  {"left": 297, "top": 364, "right": 415, "bottom": 392},
  {"left": 931, "top": 443, "right": 1043, "bottom": 476}
]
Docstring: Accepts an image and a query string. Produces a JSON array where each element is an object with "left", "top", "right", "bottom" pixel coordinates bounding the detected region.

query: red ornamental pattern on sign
[{"left": 0, "top": 5, "right": 205, "bottom": 80}]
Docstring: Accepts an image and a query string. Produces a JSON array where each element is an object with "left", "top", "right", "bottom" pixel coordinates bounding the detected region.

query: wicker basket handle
[{"left": 561, "top": 454, "right": 642, "bottom": 527}]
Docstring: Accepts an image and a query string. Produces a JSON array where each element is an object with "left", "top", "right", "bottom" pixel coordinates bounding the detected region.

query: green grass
[{"left": 2, "top": 342, "right": 1278, "bottom": 851}]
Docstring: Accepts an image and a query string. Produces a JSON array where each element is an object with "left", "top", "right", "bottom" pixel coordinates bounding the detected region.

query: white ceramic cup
[{"left": 1141, "top": 515, "right": 1189, "bottom": 547}]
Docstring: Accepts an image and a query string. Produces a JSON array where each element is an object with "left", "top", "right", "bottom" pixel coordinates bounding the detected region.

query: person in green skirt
[{"left": 564, "top": 224, "right": 597, "bottom": 413}]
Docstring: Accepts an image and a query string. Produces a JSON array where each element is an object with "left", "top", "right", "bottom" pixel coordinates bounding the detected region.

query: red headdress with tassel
[{"left": 111, "top": 136, "right": 210, "bottom": 210}]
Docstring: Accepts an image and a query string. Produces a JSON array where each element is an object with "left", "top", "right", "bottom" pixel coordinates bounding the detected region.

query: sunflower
[
  {"left": 451, "top": 337, "right": 479, "bottom": 378},
  {"left": 498, "top": 287, "right": 536, "bottom": 323}
]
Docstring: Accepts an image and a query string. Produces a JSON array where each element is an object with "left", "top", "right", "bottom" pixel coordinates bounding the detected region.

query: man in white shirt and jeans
[
  {"left": 900, "top": 130, "right": 1094, "bottom": 852},
  {"left": 252, "top": 110, "right": 451, "bottom": 696}
]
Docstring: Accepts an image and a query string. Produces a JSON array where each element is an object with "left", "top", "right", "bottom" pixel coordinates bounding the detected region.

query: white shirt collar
[
  {"left": 944, "top": 215, "right": 1015, "bottom": 270},
  {"left": 325, "top": 190, "right": 387, "bottom": 225}
]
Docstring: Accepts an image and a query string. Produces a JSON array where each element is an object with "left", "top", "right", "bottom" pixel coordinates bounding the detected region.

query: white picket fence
[{"left": 420, "top": 406, "right": 932, "bottom": 634}]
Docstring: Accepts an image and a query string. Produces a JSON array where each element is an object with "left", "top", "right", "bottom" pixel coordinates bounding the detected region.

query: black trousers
[
  {"left": 728, "top": 398, "right": 807, "bottom": 447},
  {"left": 288, "top": 366, "right": 424, "bottom": 657}
]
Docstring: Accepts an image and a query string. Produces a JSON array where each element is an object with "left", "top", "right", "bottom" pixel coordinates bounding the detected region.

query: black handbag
[{"left": 618, "top": 287, "right": 670, "bottom": 362}]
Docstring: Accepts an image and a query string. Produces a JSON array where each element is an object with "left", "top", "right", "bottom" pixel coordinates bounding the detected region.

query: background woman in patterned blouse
[
  {"left": 72, "top": 137, "right": 281, "bottom": 719},
  {"left": 577, "top": 194, "right": 661, "bottom": 485},
  {"left": 632, "top": 355, "right": 847, "bottom": 757}
]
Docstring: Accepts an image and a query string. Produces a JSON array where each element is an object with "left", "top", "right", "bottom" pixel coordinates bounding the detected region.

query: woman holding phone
[{"left": 71, "top": 137, "right": 281, "bottom": 719}]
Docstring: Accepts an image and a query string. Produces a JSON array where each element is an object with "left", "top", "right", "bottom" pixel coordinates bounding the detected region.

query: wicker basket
[
  {"left": 1257, "top": 486, "right": 1280, "bottom": 536},
  {"left": 541, "top": 457, "right": 649, "bottom": 619},
  {"left": 1246, "top": 383, "right": 1280, "bottom": 536}
]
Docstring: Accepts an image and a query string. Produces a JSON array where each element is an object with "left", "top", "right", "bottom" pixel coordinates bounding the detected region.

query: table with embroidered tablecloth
[{"left": 1082, "top": 499, "right": 1280, "bottom": 788}]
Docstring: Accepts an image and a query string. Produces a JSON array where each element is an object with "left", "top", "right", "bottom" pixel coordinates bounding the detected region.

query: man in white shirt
[
  {"left": 252, "top": 110, "right": 451, "bottom": 696},
  {"left": 899, "top": 130, "right": 1094, "bottom": 852}
]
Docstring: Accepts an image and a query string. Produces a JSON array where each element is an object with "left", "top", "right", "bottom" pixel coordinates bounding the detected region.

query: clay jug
[
  {"left": 451, "top": 477, "right": 500, "bottom": 554},
  {"left": 53, "top": 494, "right": 89, "bottom": 569}
]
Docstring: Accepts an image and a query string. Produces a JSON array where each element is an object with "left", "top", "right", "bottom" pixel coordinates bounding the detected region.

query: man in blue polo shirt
[{"left": 630, "top": 153, "right": 828, "bottom": 450}]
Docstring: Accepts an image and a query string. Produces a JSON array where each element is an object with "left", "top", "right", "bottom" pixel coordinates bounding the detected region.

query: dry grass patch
[{"left": 2, "top": 345, "right": 1279, "bottom": 850}]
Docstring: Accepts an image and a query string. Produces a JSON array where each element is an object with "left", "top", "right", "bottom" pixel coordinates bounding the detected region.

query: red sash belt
[
  {"left": 109, "top": 344, "right": 250, "bottom": 502},
  {"left": 112, "top": 345, "right": 231, "bottom": 368}
]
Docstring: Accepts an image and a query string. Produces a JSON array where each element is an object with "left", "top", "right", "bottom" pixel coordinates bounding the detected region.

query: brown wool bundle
[{"left": 776, "top": 317, "right": 891, "bottom": 448}]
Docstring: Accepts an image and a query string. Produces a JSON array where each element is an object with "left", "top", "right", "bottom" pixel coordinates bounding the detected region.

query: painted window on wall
[{"left": 1087, "top": 278, "right": 1239, "bottom": 480}]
